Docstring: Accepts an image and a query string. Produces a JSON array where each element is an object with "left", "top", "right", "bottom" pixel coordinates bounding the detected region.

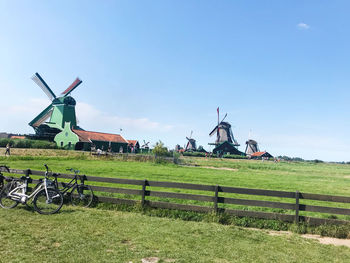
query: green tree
[{"left": 153, "top": 140, "right": 169, "bottom": 157}]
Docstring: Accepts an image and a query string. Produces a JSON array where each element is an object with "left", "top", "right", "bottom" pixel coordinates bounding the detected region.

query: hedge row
[
  {"left": 182, "top": 151, "right": 247, "bottom": 159},
  {"left": 0, "top": 138, "right": 57, "bottom": 149}
]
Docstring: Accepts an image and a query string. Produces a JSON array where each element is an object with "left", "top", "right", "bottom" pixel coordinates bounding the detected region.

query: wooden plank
[
  {"left": 147, "top": 190, "right": 214, "bottom": 202},
  {"left": 147, "top": 181, "right": 215, "bottom": 191},
  {"left": 214, "top": 185, "right": 219, "bottom": 213},
  {"left": 6, "top": 169, "right": 145, "bottom": 185},
  {"left": 97, "top": 196, "right": 138, "bottom": 205},
  {"left": 224, "top": 208, "right": 295, "bottom": 222},
  {"left": 90, "top": 186, "right": 142, "bottom": 195},
  {"left": 6, "top": 168, "right": 29, "bottom": 175},
  {"left": 147, "top": 201, "right": 212, "bottom": 213},
  {"left": 141, "top": 180, "right": 146, "bottom": 206},
  {"left": 300, "top": 193, "right": 350, "bottom": 203},
  {"left": 300, "top": 204, "right": 350, "bottom": 215},
  {"left": 220, "top": 186, "right": 295, "bottom": 198},
  {"left": 220, "top": 197, "right": 295, "bottom": 210},
  {"left": 295, "top": 191, "right": 300, "bottom": 223}
]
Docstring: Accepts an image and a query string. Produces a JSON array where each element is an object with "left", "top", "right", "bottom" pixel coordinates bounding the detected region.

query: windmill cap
[{"left": 246, "top": 140, "right": 257, "bottom": 144}]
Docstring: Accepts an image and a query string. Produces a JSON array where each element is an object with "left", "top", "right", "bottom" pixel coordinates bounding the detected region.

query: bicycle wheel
[
  {"left": 71, "top": 184, "right": 93, "bottom": 207},
  {"left": 33, "top": 188, "right": 63, "bottom": 215},
  {"left": 0, "top": 183, "right": 19, "bottom": 209}
]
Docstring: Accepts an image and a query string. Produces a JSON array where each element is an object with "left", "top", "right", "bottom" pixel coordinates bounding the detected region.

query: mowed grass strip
[{"left": 1, "top": 207, "right": 350, "bottom": 263}]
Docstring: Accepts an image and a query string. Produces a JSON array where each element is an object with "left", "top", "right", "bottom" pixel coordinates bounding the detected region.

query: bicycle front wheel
[
  {"left": 71, "top": 184, "right": 93, "bottom": 207},
  {"left": 33, "top": 188, "right": 63, "bottom": 214},
  {"left": 0, "top": 183, "right": 19, "bottom": 209}
]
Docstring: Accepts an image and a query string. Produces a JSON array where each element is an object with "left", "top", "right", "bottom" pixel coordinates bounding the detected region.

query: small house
[{"left": 250, "top": 151, "right": 273, "bottom": 159}]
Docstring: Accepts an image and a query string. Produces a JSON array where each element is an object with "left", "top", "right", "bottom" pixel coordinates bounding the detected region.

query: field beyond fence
[{"left": 2, "top": 167, "right": 350, "bottom": 226}]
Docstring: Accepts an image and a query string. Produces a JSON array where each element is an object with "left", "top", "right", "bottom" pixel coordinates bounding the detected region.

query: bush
[
  {"left": 0, "top": 138, "right": 57, "bottom": 149},
  {"left": 152, "top": 141, "right": 170, "bottom": 157},
  {"left": 223, "top": 154, "right": 247, "bottom": 159},
  {"left": 183, "top": 152, "right": 207, "bottom": 157}
]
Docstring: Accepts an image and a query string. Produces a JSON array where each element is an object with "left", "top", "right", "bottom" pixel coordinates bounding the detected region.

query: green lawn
[
  {"left": 1, "top": 206, "right": 350, "bottom": 263},
  {"left": 1, "top": 150, "right": 350, "bottom": 220},
  {"left": 2, "top": 153, "right": 350, "bottom": 195}
]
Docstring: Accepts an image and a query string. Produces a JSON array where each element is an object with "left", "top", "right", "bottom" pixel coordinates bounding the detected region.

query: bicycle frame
[
  {"left": 7, "top": 177, "right": 53, "bottom": 204},
  {"left": 56, "top": 176, "right": 78, "bottom": 194},
  {"left": 54, "top": 170, "right": 87, "bottom": 195}
]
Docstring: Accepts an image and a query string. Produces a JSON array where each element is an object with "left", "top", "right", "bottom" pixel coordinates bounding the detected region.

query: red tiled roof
[
  {"left": 10, "top": 136, "right": 25, "bottom": 139},
  {"left": 128, "top": 140, "right": 138, "bottom": 146},
  {"left": 72, "top": 129, "right": 128, "bottom": 144},
  {"left": 250, "top": 151, "right": 267, "bottom": 157}
]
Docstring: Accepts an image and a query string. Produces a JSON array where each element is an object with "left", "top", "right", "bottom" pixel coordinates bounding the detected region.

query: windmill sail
[
  {"left": 32, "top": 73, "right": 56, "bottom": 101},
  {"left": 61, "top": 78, "right": 82, "bottom": 96},
  {"left": 29, "top": 104, "right": 54, "bottom": 127}
]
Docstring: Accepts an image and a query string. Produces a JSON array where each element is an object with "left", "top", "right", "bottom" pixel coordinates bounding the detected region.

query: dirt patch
[
  {"left": 141, "top": 257, "right": 160, "bottom": 263},
  {"left": 249, "top": 228, "right": 350, "bottom": 248},
  {"left": 301, "top": 234, "right": 350, "bottom": 247}
]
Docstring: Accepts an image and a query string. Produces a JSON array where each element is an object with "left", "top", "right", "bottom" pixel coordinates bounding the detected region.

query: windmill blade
[
  {"left": 230, "top": 128, "right": 239, "bottom": 145},
  {"left": 32, "top": 73, "right": 56, "bottom": 101},
  {"left": 61, "top": 77, "right": 82, "bottom": 96},
  {"left": 217, "top": 108, "right": 220, "bottom": 142},
  {"left": 209, "top": 126, "right": 218, "bottom": 136},
  {"left": 220, "top": 113, "right": 227, "bottom": 123},
  {"left": 190, "top": 130, "right": 193, "bottom": 139},
  {"left": 186, "top": 136, "right": 190, "bottom": 141}
]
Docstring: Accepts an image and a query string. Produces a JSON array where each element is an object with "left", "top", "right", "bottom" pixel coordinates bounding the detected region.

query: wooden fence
[{"left": 1, "top": 167, "right": 350, "bottom": 226}]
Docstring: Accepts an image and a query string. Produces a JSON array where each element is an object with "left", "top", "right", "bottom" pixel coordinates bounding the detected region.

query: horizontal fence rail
[{"left": 1, "top": 167, "right": 350, "bottom": 226}]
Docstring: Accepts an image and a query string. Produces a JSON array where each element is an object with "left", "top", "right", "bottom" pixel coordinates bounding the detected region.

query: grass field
[
  {"left": 2, "top": 149, "right": 350, "bottom": 262},
  {"left": 2, "top": 148, "right": 350, "bottom": 196},
  {"left": 1, "top": 206, "right": 350, "bottom": 263},
  {"left": 2, "top": 149, "right": 350, "bottom": 220}
]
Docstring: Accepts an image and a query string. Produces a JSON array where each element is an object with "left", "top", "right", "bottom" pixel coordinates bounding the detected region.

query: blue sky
[{"left": 1, "top": 1, "right": 350, "bottom": 161}]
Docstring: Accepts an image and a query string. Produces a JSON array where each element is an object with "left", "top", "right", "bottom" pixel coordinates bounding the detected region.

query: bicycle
[
  {"left": 0, "top": 165, "right": 10, "bottom": 191},
  {"left": 53, "top": 168, "right": 94, "bottom": 208},
  {"left": 0, "top": 164, "right": 64, "bottom": 214}
]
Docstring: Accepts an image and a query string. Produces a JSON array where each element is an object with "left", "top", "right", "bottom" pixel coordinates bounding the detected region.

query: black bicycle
[
  {"left": 53, "top": 168, "right": 94, "bottom": 208},
  {"left": 0, "top": 165, "right": 10, "bottom": 191}
]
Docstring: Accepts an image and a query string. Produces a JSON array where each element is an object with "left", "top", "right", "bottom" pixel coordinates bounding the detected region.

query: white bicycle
[{"left": 0, "top": 164, "right": 63, "bottom": 214}]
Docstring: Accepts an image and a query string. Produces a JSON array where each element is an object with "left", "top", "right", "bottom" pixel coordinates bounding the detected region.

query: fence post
[
  {"left": 141, "top": 179, "right": 147, "bottom": 207},
  {"left": 295, "top": 190, "right": 299, "bottom": 223},
  {"left": 214, "top": 185, "right": 219, "bottom": 213}
]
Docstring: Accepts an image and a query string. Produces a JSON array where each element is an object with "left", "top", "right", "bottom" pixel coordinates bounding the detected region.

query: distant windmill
[
  {"left": 209, "top": 108, "right": 239, "bottom": 146},
  {"left": 245, "top": 140, "right": 259, "bottom": 155},
  {"left": 141, "top": 140, "right": 150, "bottom": 150},
  {"left": 185, "top": 131, "right": 197, "bottom": 152},
  {"left": 29, "top": 72, "right": 82, "bottom": 139}
]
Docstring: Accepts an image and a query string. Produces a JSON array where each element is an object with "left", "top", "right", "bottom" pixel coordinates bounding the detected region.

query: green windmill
[{"left": 29, "top": 72, "right": 83, "bottom": 140}]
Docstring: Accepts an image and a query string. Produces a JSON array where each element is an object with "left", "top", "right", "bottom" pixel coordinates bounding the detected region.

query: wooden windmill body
[
  {"left": 209, "top": 108, "right": 244, "bottom": 155},
  {"left": 185, "top": 131, "right": 197, "bottom": 152},
  {"left": 245, "top": 139, "right": 259, "bottom": 156}
]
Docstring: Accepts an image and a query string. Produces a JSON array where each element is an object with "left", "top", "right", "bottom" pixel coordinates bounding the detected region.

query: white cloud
[
  {"left": 76, "top": 102, "right": 174, "bottom": 133},
  {"left": 297, "top": 23, "right": 310, "bottom": 30}
]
